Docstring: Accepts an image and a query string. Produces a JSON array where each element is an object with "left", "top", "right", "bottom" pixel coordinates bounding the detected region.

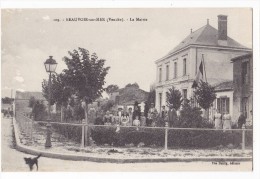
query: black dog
[{"left": 24, "top": 154, "right": 42, "bottom": 171}]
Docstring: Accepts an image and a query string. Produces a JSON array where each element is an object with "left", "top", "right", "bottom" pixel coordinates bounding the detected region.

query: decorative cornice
[{"left": 155, "top": 44, "right": 252, "bottom": 64}]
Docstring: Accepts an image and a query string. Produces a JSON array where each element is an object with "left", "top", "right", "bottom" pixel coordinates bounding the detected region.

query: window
[
  {"left": 183, "top": 58, "right": 187, "bottom": 76},
  {"left": 182, "top": 89, "right": 187, "bottom": 99},
  {"left": 166, "top": 64, "right": 169, "bottom": 81},
  {"left": 217, "top": 97, "right": 230, "bottom": 115},
  {"left": 159, "top": 67, "right": 162, "bottom": 82},
  {"left": 241, "top": 62, "right": 248, "bottom": 84},
  {"left": 174, "top": 62, "right": 177, "bottom": 78}
]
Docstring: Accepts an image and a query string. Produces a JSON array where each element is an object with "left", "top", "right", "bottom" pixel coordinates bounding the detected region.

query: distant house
[
  {"left": 15, "top": 91, "right": 47, "bottom": 114},
  {"left": 210, "top": 80, "right": 234, "bottom": 121},
  {"left": 109, "top": 84, "right": 149, "bottom": 111},
  {"left": 15, "top": 91, "right": 45, "bottom": 100},
  {"left": 154, "top": 15, "right": 252, "bottom": 112},
  {"left": 231, "top": 53, "right": 253, "bottom": 125}
]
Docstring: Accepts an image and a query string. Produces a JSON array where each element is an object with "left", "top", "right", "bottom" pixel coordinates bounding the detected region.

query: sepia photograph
[{"left": 1, "top": 7, "right": 254, "bottom": 172}]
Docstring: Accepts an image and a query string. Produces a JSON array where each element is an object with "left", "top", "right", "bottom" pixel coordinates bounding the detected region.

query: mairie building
[{"left": 154, "top": 15, "right": 252, "bottom": 115}]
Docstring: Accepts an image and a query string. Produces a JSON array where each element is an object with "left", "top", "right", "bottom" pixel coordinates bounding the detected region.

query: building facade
[
  {"left": 211, "top": 81, "right": 233, "bottom": 121},
  {"left": 154, "top": 15, "right": 252, "bottom": 112},
  {"left": 232, "top": 53, "right": 253, "bottom": 125}
]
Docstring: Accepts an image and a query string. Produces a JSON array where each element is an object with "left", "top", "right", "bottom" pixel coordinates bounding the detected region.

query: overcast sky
[{"left": 1, "top": 8, "right": 252, "bottom": 97}]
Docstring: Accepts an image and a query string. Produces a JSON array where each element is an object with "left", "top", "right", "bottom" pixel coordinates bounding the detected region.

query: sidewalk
[{"left": 13, "top": 117, "right": 253, "bottom": 163}]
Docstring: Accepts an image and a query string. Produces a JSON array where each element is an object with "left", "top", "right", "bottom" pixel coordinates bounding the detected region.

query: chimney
[{"left": 218, "top": 15, "right": 228, "bottom": 46}]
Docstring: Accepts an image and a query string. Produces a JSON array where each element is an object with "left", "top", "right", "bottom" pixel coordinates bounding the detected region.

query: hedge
[
  {"left": 50, "top": 124, "right": 253, "bottom": 149},
  {"left": 91, "top": 126, "right": 253, "bottom": 149}
]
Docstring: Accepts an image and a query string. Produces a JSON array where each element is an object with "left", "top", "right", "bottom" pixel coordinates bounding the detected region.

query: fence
[
  {"left": 14, "top": 111, "right": 252, "bottom": 151},
  {"left": 13, "top": 98, "right": 253, "bottom": 151}
]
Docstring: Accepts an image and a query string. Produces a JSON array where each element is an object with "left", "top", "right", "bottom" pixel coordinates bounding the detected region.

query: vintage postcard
[{"left": 1, "top": 6, "right": 257, "bottom": 176}]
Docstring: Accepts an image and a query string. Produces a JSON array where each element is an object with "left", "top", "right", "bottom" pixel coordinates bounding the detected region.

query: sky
[{"left": 1, "top": 8, "right": 252, "bottom": 98}]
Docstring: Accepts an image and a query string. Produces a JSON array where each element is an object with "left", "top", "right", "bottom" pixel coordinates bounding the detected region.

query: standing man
[
  {"left": 238, "top": 112, "right": 246, "bottom": 128},
  {"left": 160, "top": 105, "right": 167, "bottom": 119},
  {"left": 167, "top": 104, "right": 177, "bottom": 127},
  {"left": 128, "top": 107, "right": 133, "bottom": 126}
]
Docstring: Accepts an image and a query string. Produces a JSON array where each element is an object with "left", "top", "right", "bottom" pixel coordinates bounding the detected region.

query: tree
[
  {"left": 2, "top": 97, "right": 14, "bottom": 104},
  {"left": 42, "top": 73, "right": 73, "bottom": 122},
  {"left": 105, "top": 84, "right": 119, "bottom": 95},
  {"left": 125, "top": 83, "right": 139, "bottom": 88},
  {"left": 42, "top": 73, "right": 72, "bottom": 106},
  {"left": 166, "top": 86, "right": 183, "bottom": 110},
  {"left": 62, "top": 48, "right": 110, "bottom": 103},
  {"left": 194, "top": 80, "right": 216, "bottom": 119},
  {"left": 62, "top": 47, "right": 110, "bottom": 145}
]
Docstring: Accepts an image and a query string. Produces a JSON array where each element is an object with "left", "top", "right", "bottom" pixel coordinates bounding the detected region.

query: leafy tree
[
  {"left": 166, "top": 86, "right": 183, "bottom": 110},
  {"left": 62, "top": 48, "right": 110, "bottom": 145},
  {"left": 62, "top": 48, "right": 110, "bottom": 104},
  {"left": 105, "top": 84, "right": 119, "bottom": 95},
  {"left": 2, "top": 97, "right": 14, "bottom": 104},
  {"left": 42, "top": 73, "right": 72, "bottom": 106},
  {"left": 144, "top": 89, "right": 156, "bottom": 117},
  {"left": 125, "top": 83, "right": 139, "bottom": 88},
  {"left": 194, "top": 80, "right": 216, "bottom": 119}
]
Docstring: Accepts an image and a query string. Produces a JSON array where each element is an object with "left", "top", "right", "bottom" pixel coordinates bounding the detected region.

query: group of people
[
  {"left": 97, "top": 102, "right": 178, "bottom": 127},
  {"left": 213, "top": 110, "right": 247, "bottom": 129},
  {"left": 101, "top": 103, "right": 143, "bottom": 126}
]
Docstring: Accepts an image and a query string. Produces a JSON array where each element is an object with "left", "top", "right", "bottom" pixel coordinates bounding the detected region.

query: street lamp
[{"left": 44, "top": 56, "right": 57, "bottom": 148}]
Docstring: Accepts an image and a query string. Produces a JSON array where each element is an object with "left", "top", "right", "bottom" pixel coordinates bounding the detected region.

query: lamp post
[{"left": 44, "top": 56, "right": 57, "bottom": 148}]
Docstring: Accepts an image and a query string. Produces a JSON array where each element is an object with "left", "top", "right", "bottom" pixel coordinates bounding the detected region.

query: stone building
[
  {"left": 231, "top": 53, "right": 253, "bottom": 125},
  {"left": 154, "top": 15, "right": 252, "bottom": 112}
]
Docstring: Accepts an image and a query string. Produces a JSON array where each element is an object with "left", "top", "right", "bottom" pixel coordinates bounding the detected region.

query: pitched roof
[
  {"left": 115, "top": 86, "right": 149, "bottom": 106},
  {"left": 214, "top": 80, "right": 233, "bottom": 92},
  {"left": 231, "top": 52, "right": 253, "bottom": 62},
  {"left": 167, "top": 24, "right": 249, "bottom": 56}
]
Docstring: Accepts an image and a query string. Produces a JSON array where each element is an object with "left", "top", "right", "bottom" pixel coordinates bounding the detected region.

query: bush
[
  {"left": 178, "top": 101, "right": 214, "bottom": 128},
  {"left": 100, "top": 100, "right": 115, "bottom": 112},
  {"left": 32, "top": 100, "right": 47, "bottom": 121},
  {"left": 51, "top": 123, "right": 252, "bottom": 149},
  {"left": 91, "top": 127, "right": 165, "bottom": 147}
]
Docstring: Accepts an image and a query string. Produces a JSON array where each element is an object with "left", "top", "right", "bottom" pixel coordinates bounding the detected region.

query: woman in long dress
[
  {"left": 223, "top": 112, "right": 232, "bottom": 131},
  {"left": 214, "top": 109, "right": 222, "bottom": 129}
]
